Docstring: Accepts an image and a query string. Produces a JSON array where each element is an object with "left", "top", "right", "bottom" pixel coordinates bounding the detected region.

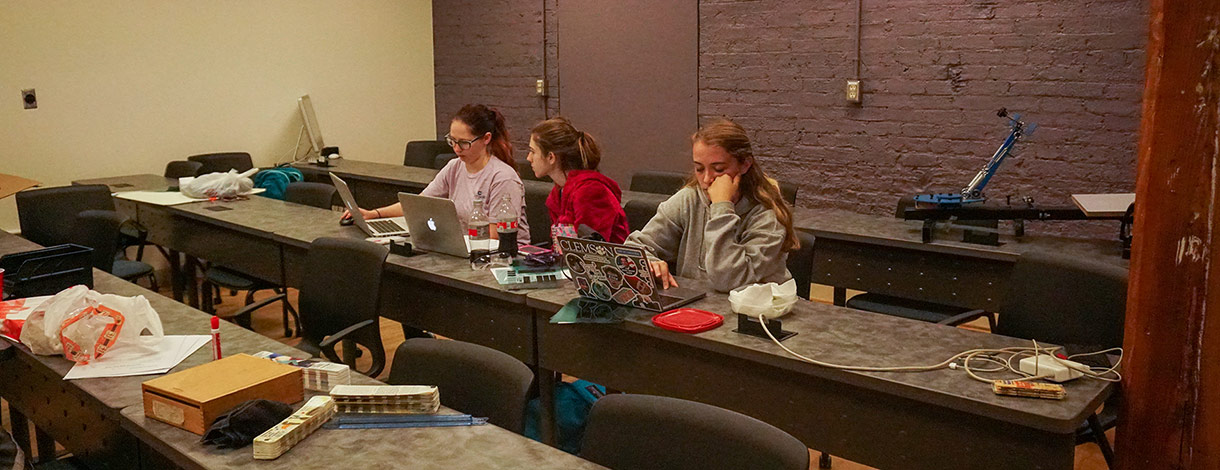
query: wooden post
[{"left": 1119, "top": 1, "right": 1220, "bottom": 468}]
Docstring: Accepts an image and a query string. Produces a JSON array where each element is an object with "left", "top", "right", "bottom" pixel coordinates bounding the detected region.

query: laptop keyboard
[{"left": 369, "top": 219, "right": 405, "bottom": 234}]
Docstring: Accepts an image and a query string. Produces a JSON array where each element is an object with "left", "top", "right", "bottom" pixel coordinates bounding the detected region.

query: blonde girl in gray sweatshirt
[{"left": 625, "top": 119, "right": 801, "bottom": 292}]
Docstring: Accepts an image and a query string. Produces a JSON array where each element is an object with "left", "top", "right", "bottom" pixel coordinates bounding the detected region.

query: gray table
[
  {"left": 527, "top": 284, "right": 1111, "bottom": 470},
  {"left": 0, "top": 230, "right": 599, "bottom": 470}
]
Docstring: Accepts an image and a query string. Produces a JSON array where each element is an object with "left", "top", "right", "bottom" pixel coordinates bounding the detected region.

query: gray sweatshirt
[{"left": 625, "top": 186, "right": 791, "bottom": 292}]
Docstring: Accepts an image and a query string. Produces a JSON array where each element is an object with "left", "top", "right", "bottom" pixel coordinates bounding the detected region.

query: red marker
[{"left": 210, "top": 316, "right": 222, "bottom": 360}]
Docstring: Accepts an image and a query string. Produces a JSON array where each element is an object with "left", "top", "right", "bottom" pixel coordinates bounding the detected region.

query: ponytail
[
  {"left": 454, "top": 104, "right": 514, "bottom": 166},
  {"left": 531, "top": 117, "right": 602, "bottom": 171}
]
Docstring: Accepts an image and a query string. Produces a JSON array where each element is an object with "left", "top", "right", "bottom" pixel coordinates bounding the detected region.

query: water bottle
[
  {"left": 491, "top": 194, "right": 518, "bottom": 257},
  {"left": 468, "top": 191, "right": 490, "bottom": 251}
]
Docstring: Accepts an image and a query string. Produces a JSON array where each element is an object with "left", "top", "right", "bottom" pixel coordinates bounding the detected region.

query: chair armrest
[
  {"left": 230, "top": 293, "right": 287, "bottom": 319},
  {"left": 936, "top": 309, "right": 989, "bottom": 326},
  {"left": 119, "top": 219, "right": 149, "bottom": 243},
  {"left": 318, "top": 319, "right": 377, "bottom": 350}
]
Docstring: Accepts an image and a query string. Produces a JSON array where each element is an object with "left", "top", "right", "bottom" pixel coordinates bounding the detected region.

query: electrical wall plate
[
  {"left": 21, "top": 89, "right": 37, "bottom": 109},
  {"left": 845, "top": 80, "right": 861, "bottom": 104},
  {"left": 535, "top": 79, "right": 546, "bottom": 96}
]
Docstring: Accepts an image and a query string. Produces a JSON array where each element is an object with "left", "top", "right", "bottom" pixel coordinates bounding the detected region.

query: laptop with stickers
[{"left": 557, "top": 236, "right": 705, "bottom": 312}]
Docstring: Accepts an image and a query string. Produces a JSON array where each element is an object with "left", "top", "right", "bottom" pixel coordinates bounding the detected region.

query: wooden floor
[{"left": 206, "top": 283, "right": 1114, "bottom": 469}]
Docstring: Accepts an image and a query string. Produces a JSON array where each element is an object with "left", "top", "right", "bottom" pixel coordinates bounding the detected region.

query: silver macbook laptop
[
  {"left": 557, "top": 236, "right": 705, "bottom": 312},
  {"left": 398, "top": 192, "right": 495, "bottom": 257},
  {"left": 330, "top": 173, "right": 408, "bottom": 237}
]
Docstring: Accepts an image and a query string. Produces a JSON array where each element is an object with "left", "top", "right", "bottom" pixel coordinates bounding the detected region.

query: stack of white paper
[
  {"left": 329, "top": 385, "right": 440, "bottom": 414},
  {"left": 63, "top": 335, "right": 212, "bottom": 380}
]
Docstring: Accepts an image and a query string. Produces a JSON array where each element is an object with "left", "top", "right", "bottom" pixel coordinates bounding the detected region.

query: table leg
[
  {"left": 538, "top": 367, "right": 558, "bottom": 446},
  {"left": 168, "top": 249, "right": 184, "bottom": 302}
]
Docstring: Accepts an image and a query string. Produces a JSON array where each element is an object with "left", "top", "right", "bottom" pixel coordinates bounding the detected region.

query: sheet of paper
[
  {"left": 115, "top": 188, "right": 267, "bottom": 206},
  {"left": 63, "top": 335, "right": 211, "bottom": 380}
]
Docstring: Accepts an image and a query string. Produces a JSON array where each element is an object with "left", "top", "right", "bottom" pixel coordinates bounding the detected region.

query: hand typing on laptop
[{"left": 648, "top": 259, "right": 679, "bottom": 289}]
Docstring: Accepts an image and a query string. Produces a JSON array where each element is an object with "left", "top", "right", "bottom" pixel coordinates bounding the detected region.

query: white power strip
[{"left": 1018, "top": 354, "right": 1087, "bottom": 382}]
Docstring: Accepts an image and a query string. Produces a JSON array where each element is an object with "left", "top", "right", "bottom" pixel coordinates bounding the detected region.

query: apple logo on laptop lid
[{"left": 427, "top": 218, "right": 437, "bottom": 231}]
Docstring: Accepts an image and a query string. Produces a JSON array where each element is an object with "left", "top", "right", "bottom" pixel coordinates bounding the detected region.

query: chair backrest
[
  {"left": 15, "top": 185, "right": 116, "bottom": 247},
  {"left": 164, "top": 160, "right": 203, "bottom": 179},
  {"left": 995, "top": 251, "right": 1129, "bottom": 350},
  {"left": 523, "top": 182, "right": 552, "bottom": 245},
  {"left": 777, "top": 180, "right": 797, "bottom": 206},
  {"left": 785, "top": 231, "right": 817, "bottom": 300},
  {"left": 188, "top": 152, "right": 254, "bottom": 175},
  {"left": 629, "top": 170, "right": 688, "bottom": 195},
  {"left": 404, "top": 140, "right": 450, "bottom": 168},
  {"left": 624, "top": 198, "right": 660, "bottom": 233},
  {"left": 298, "top": 238, "right": 389, "bottom": 374},
  {"left": 433, "top": 153, "right": 458, "bottom": 170},
  {"left": 73, "top": 210, "right": 121, "bottom": 273},
  {"left": 516, "top": 159, "right": 547, "bottom": 181},
  {"left": 388, "top": 338, "right": 535, "bottom": 433},
  {"left": 581, "top": 394, "right": 809, "bottom": 470},
  {"left": 284, "top": 182, "right": 337, "bottom": 210}
]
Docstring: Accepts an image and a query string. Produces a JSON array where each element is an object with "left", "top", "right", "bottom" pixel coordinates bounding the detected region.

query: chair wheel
[{"left": 819, "top": 452, "right": 832, "bottom": 469}]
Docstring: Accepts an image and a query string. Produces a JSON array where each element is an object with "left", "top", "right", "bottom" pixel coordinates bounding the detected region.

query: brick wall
[
  {"left": 434, "top": 0, "right": 1146, "bottom": 238},
  {"left": 432, "top": 0, "right": 558, "bottom": 161}
]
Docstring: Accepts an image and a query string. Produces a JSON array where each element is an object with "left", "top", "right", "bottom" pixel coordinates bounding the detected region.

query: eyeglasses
[
  {"left": 445, "top": 133, "right": 481, "bottom": 150},
  {"left": 470, "top": 249, "right": 512, "bottom": 270}
]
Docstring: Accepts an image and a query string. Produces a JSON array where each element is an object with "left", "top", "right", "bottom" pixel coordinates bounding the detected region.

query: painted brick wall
[
  {"left": 432, "top": 0, "right": 558, "bottom": 161},
  {"left": 434, "top": 0, "right": 1146, "bottom": 239}
]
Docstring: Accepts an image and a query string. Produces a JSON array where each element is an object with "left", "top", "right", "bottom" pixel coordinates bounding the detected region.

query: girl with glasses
[
  {"left": 349, "top": 104, "right": 529, "bottom": 244},
  {"left": 625, "top": 118, "right": 799, "bottom": 292},
  {"left": 526, "top": 117, "right": 629, "bottom": 244}
]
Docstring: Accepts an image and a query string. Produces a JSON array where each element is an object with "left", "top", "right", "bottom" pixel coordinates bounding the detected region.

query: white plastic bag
[
  {"left": 19, "top": 285, "right": 165, "bottom": 363},
  {"left": 728, "top": 279, "right": 799, "bottom": 319},
  {"left": 181, "top": 168, "right": 257, "bottom": 199}
]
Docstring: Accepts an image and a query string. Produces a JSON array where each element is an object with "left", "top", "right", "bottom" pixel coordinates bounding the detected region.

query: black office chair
[
  {"left": 235, "top": 237, "right": 389, "bottom": 377},
  {"left": 16, "top": 185, "right": 157, "bottom": 289},
  {"left": 188, "top": 152, "right": 253, "bottom": 176},
  {"left": 777, "top": 180, "right": 797, "bottom": 206},
  {"left": 388, "top": 338, "right": 535, "bottom": 433},
  {"left": 629, "top": 170, "right": 687, "bottom": 195},
  {"left": 516, "top": 159, "right": 547, "bottom": 181},
  {"left": 203, "top": 182, "right": 334, "bottom": 337},
  {"left": 785, "top": 231, "right": 817, "bottom": 300},
  {"left": 581, "top": 394, "right": 809, "bottom": 470},
  {"left": 283, "top": 182, "right": 338, "bottom": 210},
  {"left": 164, "top": 160, "right": 204, "bottom": 179},
  {"left": 624, "top": 198, "right": 660, "bottom": 233},
  {"left": 523, "top": 182, "right": 553, "bottom": 245},
  {"left": 73, "top": 210, "right": 121, "bottom": 272},
  {"left": 986, "top": 251, "right": 1127, "bottom": 467},
  {"left": 121, "top": 161, "right": 205, "bottom": 263},
  {"left": 433, "top": 153, "right": 458, "bottom": 170},
  {"left": 403, "top": 140, "right": 451, "bottom": 168}
]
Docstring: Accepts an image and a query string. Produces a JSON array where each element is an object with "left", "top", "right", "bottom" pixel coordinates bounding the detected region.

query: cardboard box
[
  {"left": 142, "top": 354, "right": 303, "bottom": 435},
  {"left": 0, "top": 173, "right": 39, "bottom": 200}
]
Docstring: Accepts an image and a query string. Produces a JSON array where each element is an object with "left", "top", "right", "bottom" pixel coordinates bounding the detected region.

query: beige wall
[{"left": 0, "top": 1, "right": 436, "bottom": 231}]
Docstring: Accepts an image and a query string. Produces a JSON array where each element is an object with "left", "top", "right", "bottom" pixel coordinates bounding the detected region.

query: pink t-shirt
[{"left": 421, "top": 157, "right": 530, "bottom": 244}]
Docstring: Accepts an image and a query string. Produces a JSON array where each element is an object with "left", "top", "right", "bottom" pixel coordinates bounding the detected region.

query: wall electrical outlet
[
  {"left": 845, "top": 80, "right": 861, "bottom": 104},
  {"left": 535, "top": 79, "right": 546, "bottom": 96},
  {"left": 21, "top": 89, "right": 37, "bottom": 109}
]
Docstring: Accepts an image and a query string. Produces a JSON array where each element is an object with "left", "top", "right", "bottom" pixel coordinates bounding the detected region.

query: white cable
[
  {"left": 756, "top": 314, "right": 1122, "bottom": 384},
  {"left": 275, "top": 125, "right": 307, "bottom": 166}
]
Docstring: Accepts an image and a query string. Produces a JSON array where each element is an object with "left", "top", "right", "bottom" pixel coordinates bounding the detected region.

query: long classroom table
[
  {"left": 75, "top": 173, "right": 1115, "bottom": 470},
  {"left": 293, "top": 158, "right": 1127, "bottom": 312},
  {"left": 0, "top": 231, "right": 601, "bottom": 470}
]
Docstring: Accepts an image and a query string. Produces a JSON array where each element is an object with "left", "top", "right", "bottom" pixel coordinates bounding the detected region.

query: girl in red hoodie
[{"left": 526, "top": 118, "right": 630, "bottom": 244}]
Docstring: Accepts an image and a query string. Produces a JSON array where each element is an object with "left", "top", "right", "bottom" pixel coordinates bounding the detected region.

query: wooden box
[{"left": 142, "top": 353, "right": 303, "bottom": 435}]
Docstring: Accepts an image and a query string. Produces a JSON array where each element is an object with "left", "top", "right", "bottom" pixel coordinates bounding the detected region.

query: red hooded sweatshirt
[{"left": 545, "top": 170, "right": 630, "bottom": 243}]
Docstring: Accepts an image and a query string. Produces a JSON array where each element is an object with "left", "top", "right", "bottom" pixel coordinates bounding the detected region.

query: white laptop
[
  {"left": 398, "top": 192, "right": 496, "bottom": 257},
  {"left": 329, "top": 173, "right": 409, "bottom": 237}
]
